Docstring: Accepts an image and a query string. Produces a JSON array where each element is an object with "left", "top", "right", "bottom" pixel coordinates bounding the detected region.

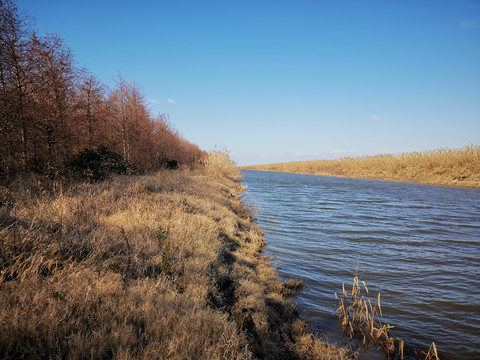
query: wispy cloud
[
  {"left": 271, "top": 150, "right": 358, "bottom": 161},
  {"left": 147, "top": 99, "right": 162, "bottom": 104},
  {"left": 167, "top": 98, "right": 176, "bottom": 104},
  {"left": 331, "top": 149, "right": 357, "bottom": 157},
  {"left": 371, "top": 115, "right": 381, "bottom": 121},
  {"left": 461, "top": 20, "right": 480, "bottom": 29}
]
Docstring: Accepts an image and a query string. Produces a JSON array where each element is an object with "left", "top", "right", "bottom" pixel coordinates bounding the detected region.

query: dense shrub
[
  {"left": 157, "top": 157, "right": 179, "bottom": 170},
  {"left": 65, "top": 146, "right": 128, "bottom": 181}
]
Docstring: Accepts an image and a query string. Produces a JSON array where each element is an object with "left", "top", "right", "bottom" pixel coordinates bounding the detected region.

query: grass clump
[
  {"left": 204, "top": 147, "right": 242, "bottom": 181},
  {"left": 154, "top": 225, "right": 166, "bottom": 240},
  {"left": 161, "top": 242, "right": 171, "bottom": 274}
]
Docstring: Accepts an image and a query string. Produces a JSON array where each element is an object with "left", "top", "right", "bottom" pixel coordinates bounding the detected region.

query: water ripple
[{"left": 242, "top": 170, "right": 480, "bottom": 360}]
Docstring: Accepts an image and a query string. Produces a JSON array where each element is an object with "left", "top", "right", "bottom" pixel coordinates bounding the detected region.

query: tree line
[{"left": 0, "top": 0, "right": 206, "bottom": 183}]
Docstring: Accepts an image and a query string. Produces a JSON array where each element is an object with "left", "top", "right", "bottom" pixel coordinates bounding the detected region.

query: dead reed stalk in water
[
  {"left": 335, "top": 276, "right": 441, "bottom": 360},
  {"left": 422, "top": 342, "right": 440, "bottom": 360},
  {"left": 335, "top": 275, "right": 404, "bottom": 359}
]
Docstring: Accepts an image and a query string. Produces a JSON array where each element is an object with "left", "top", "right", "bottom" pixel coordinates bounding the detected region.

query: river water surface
[{"left": 241, "top": 170, "right": 480, "bottom": 360}]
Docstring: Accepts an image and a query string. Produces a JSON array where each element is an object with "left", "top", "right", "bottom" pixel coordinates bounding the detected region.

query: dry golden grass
[
  {"left": 245, "top": 145, "right": 480, "bottom": 188},
  {"left": 0, "top": 157, "right": 351, "bottom": 359},
  {"left": 204, "top": 148, "right": 243, "bottom": 181}
]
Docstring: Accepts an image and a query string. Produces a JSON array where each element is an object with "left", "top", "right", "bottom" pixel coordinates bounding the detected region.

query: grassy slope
[
  {"left": 244, "top": 145, "right": 480, "bottom": 188},
  {"left": 0, "top": 153, "right": 350, "bottom": 359}
]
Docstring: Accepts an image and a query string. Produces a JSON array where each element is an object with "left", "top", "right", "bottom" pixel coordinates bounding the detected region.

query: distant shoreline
[
  {"left": 242, "top": 167, "right": 480, "bottom": 189},
  {"left": 242, "top": 145, "right": 480, "bottom": 189}
]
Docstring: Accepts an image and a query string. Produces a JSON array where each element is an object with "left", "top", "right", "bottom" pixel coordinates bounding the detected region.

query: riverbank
[
  {"left": 243, "top": 145, "right": 480, "bottom": 189},
  {"left": 0, "top": 152, "right": 350, "bottom": 359}
]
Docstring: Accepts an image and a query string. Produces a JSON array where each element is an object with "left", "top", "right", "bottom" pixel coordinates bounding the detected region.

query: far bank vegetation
[{"left": 245, "top": 145, "right": 480, "bottom": 188}]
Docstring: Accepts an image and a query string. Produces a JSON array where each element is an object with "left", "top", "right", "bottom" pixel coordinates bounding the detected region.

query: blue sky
[{"left": 17, "top": 0, "right": 480, "bottom": 165}]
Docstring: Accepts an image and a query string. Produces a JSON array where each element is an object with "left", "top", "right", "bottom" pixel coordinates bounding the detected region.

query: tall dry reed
[
  {"left": 335, "top": 275, "right": 440, "bottom": 360},
  {"left": 204, "top": 147, "right": 243, "bottom": 181},
  {"left": 245, "top": 145, "right": 480, "bottom": 188}
]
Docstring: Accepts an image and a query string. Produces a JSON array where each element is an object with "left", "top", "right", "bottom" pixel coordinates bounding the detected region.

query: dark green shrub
[
  {"left": 162, "top": 242, "right": 171, "bottom": 274},
  {"left": 157, "top": 157, "right": 179, "bottom": 170},
  {"left": 65, "top": 146, "right": 128, "bottom": 181},
  {"left": 154, "top": 226, "right": 166, "bottom": 240},
  {"left": 27, "top": 157, "right": 47, "bottom": 175}
]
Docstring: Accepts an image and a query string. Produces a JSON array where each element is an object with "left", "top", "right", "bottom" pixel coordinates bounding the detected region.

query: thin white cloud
[
  {"left": 270, "top": 150, "right": 358, "bottom": 161},
  {"left": 461, "top": 20, "right": 480, "bottom": 29},
  {"left": 371, "top": 115, "right": 381, "bottom": 121},
  {"left": 167, "top": 98, "right": 176, "bottom": 104},
  {"left": 331, "top": 149, "right": 357, "bottom": 157},
  {"left": 147, "top": 99, "right": 162, "bottom": 104},
  {"left": 275, "top": 151, "right": 322, "bottom": 158}
]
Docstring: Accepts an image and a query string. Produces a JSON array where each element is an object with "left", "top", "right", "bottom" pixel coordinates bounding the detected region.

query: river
[{"left": 241, "top": 170, "right": 480, "bottom": 360}]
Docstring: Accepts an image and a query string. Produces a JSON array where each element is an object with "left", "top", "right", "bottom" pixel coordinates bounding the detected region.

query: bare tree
[
  {"left": 28, "top": 33, "right": 79, "bottom": 169},
  {"left": 0, "top": 0, "right": 34, "bottom": 175},
  {"left": 109, "top": 74, "right": 130, "bottom": 161},
  {"left": 75, "top": 74, "right": 106, "bottom": 150},
  {"left": 0, "top": 1, "right": 205, "bottom": 183}
]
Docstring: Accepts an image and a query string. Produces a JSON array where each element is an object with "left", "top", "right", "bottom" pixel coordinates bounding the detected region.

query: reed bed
[
  {"left": 335, "top": 276, "right": 440, "bottom": 360},
  {"left": 245, "top": 145, "right": 480, "bottom": 188},
  {"left": 0, "top": 151, "right": 351, "bottom": 359}
]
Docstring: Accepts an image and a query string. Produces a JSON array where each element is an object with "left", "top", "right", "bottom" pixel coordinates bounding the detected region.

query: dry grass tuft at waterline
[
  {"left": 244, "top": 145, "right": 480, "bottom": 188},
  {"left": 335, "top": 275, "right": 440, "bottom": 360},
  {"left": 0, "top": 151, "right": 351, "bottom": 359}
]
